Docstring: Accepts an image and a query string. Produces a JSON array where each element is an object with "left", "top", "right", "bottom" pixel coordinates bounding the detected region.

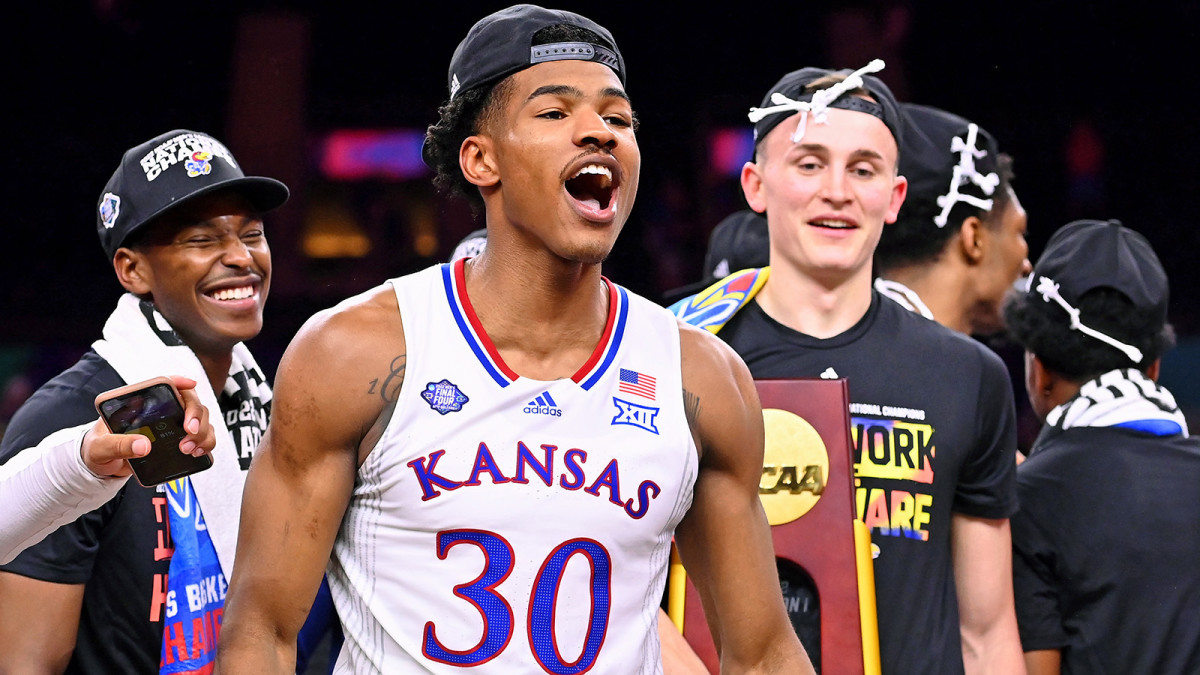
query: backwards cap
[
  {"left": 898, "top": 103, "right": 1002, "bottom": 229},
  {"left": 97, "top": 129, "right": 288, "bottom": 260},
  {"left": 443, "top": 3, "right": 624, "bottom": 101},
  {"left": 748, "top": 60, "right": 903, "bottom": 149},
  {"left": 1023, "top": 219, "right": 1168, "bottom": 362}
]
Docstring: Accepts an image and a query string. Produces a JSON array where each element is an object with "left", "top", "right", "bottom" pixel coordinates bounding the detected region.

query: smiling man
[
  {"left": 216, "top": 5, "right": 810, "bottom": 674},
  {"left": 0, "top": 130, "right": 286, "bottom": 673},
  {"left": 671, "top": 64, "right": 1025, "bottom": 673}
]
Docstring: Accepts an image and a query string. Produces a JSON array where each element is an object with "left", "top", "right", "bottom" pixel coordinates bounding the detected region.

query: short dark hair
[
  {"left": 1003, "top": 285, "right": 1175, "bottom": 381},
  {"left": 423, "top": 23, "right": 615, "bottom": 210},
  {"left": 875, "top": 153, "right": 1015, "bottom": 273}
]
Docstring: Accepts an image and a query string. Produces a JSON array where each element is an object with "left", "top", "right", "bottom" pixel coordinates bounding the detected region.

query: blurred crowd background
[{"left": 5, "top": 0, "right": 1200, "bottom": 448}]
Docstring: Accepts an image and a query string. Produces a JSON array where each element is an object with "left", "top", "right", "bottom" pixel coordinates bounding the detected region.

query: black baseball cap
[
  {"left": 750, "top": 61, "right": 903, "bottom": 151},
  {"left": 97, "top": 130, "right": 289, "bottom": 260},
  {"left": 897, "top": 103, "right": 1002, "bottom": 229},
  {"left": 661, "top": 210, "right": 770, "bottom": 305},
  {"left": 443, "top": 4, "right": 624, "bottom": 101},
  {"left": 702, "top": 210, "right": 770, "bottom": 280},
  {"left": 1027, "top": 219, "right": 1169, "bottom": 328}
]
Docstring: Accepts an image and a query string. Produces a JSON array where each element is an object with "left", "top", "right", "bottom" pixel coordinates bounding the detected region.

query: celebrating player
[
  {"left": 0, "top": 130, "right": 300, "bottom": 672},
  {"left": 217, "top": 5, "right": 811, "bottom": 673},
  {"left": 671, "top": 62, "right": 1025, "bottom": 672}
]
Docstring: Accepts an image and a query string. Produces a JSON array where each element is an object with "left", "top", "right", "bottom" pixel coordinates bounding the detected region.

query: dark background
[{"left": 6, "top": 1, "right": 1200, "bottom": 436}]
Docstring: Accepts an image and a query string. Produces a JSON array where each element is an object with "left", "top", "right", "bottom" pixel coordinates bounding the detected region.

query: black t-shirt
[
  {"left": 1013, "top": 425, "right": 1200, "bottom": 674},
  {"left": 0, "top": 349, "right": 265, "bottom": 673},
  {"left": 719, "top": 292, "right": 1017, "bottom": 675},
  {"left": 0, "top": 350, "right": 169, "bottom": 673}
]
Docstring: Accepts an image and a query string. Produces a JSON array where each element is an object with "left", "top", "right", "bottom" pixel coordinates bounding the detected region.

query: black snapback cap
[
  {"left": 97, "top": 129, "right": 289, "bottom": 260},
  {"left": 750, "top": 61, "right": 903, "bottom": 151},
  {"left": 444, "top": 3, "right": 625, "bottom": 101},
  {"left": 1028, "top": 219, "right": 1168, "bottom": 327}
]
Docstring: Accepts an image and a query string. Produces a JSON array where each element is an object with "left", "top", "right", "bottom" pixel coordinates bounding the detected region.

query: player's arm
[
  {"left": 217, "top": 288, "right": 405, "bottom": 674},
  {"left": 0, "top": 376, "right": 213, "bottom": 565},
  {"left": 0, "top": 376, "right": 212, "bottom": 668},
  {"left": 672, "top": 323, "right": 814, "bottom": 674},
  {"left": 1023, "top": 649, "right": 1060, "bottom": 675},
  {"left": 0, "top": 572, "right": 83, "bottom": 672},
  {"left": 952, "top": 513, "right": 1026, "bottom": 675}
]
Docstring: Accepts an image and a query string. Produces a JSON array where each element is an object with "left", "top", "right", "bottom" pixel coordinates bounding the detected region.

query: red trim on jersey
[{"left": 451, "top": 258, "right": 620, "bottom": 385}]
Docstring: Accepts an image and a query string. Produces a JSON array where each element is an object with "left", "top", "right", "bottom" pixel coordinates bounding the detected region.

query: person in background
[
  {"left": 0, "top": 129, "right": 336, "bottom": 673},
  {"left": 874, "top": 102, "right": 1030, "bottom": 336},
  {"left": 1005, "top": 218, "right": 1200, "bottom": 675}
]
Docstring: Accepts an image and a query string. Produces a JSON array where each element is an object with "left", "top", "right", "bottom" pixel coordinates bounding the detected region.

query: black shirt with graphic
[
  {"left": 0, "top": 348, "right": 263, "bottom": 673},
  {"left": 1013, "top": 425, "right": 1200, "bottom": 674},
  {"left": 719, "top": 291, "right": 1017, "bottom": 675}
]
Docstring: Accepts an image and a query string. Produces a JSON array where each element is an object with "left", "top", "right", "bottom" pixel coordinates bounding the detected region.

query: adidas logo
[
  {"left": 523, "top": 391, "right": 563, "bottom": 417},
  {"left": 820, "top": 367, "right": 838, "bottom": 379}
]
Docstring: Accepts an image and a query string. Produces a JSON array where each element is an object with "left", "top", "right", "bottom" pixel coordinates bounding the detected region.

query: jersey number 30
[{"left": 422, "top": 529, "right": 612, "bottom": 674}]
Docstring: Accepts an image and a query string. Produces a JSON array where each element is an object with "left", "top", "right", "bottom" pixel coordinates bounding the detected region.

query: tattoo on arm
[
  {"left": 367, "top": 354, "right": 406, "bottom": 403},
  {"left": 683, "top": 388, "right": 702, "bottom": 429}
]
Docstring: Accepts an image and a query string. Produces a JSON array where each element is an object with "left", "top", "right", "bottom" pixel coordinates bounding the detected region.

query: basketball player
[
  {"left": 217, "top": 5, "right": 811, "bottom": 673},
  {"left": 671, "top": 62, "right": 1024, "bottom": 672},
  {"left": 874, "top": 102, "right": 1030, "bottom": 335}
]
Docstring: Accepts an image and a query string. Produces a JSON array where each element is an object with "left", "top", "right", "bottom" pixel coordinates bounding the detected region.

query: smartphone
[{"left": 94, "top": 376, "right": 213, "bottom": 486}]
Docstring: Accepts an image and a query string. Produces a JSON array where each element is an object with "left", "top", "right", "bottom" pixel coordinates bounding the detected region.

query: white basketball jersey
[{"left": 329, "top": 260, "right": 699, "bottom": 674}]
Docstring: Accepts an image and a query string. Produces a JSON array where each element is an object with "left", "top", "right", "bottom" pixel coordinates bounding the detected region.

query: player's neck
[
  {"left": 757, "top": 263, "right": 873, "bottom": 339},
  {"left": 879, "top": 263, "right": 971, "bottom": 334},
  {"left": 191, "top": 351, "right": 232, "bottom": 398},
  {"left": 462, "top": 250, "right": 610, "bottom": 380}
]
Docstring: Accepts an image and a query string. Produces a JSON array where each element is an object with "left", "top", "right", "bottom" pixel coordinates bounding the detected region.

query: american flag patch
[{"left": 619, "top": 368, "right": 656, "bottom": 400}]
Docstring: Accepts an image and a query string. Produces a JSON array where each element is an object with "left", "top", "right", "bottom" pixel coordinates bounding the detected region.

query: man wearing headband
[
  {"left": 672, "top": 62, "right": 1024, "bottom": 673},
  {"left": 1004, "top": 219, "right": 1200, "bottom": 674},
  {"left": 218, "top": 5, "right": 811, "bottom": 673},
  {"left": 875, "top": 103, "right": 1031, "bottom": 335}
]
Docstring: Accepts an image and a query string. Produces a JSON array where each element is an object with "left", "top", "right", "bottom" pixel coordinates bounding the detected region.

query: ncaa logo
[{"left": 523, "top": 390, "right": 562, "bottom": 417}]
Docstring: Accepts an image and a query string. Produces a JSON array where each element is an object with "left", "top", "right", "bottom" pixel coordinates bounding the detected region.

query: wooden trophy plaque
[{"left": 668, "top": 378, "right": 879, "bottom": 674}]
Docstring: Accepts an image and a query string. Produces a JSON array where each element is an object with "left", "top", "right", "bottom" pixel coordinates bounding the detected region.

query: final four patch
[{"left": 422, "top": 379, "right": 469, "bottom": 415}]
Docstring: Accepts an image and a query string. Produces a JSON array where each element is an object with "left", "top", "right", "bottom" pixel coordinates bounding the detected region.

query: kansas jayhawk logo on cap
[{"left": 185, "top": 151, "right": 214, "bottom": 178}]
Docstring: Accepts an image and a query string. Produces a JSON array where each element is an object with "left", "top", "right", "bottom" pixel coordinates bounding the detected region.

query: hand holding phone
[{"left": 93, "top": 376, "right": 216, "bottom": 486}]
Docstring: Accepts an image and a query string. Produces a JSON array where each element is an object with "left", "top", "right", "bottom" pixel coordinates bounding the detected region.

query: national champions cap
[
  {"left": 97, "top": 129, "right": 289, "bottom": 260},
  {"left": 443, "top": 3, "right": 625, "bottom": 102}
]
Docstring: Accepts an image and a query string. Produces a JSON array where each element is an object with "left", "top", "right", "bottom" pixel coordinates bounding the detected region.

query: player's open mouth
[{"left": 566, "top": 163, "right": 616, "bottom": 215}]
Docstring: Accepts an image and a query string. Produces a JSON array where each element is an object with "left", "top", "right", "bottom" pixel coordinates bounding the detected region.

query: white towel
[{"left": 91, "top": 293, "right": 271, "bottom": 577}]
